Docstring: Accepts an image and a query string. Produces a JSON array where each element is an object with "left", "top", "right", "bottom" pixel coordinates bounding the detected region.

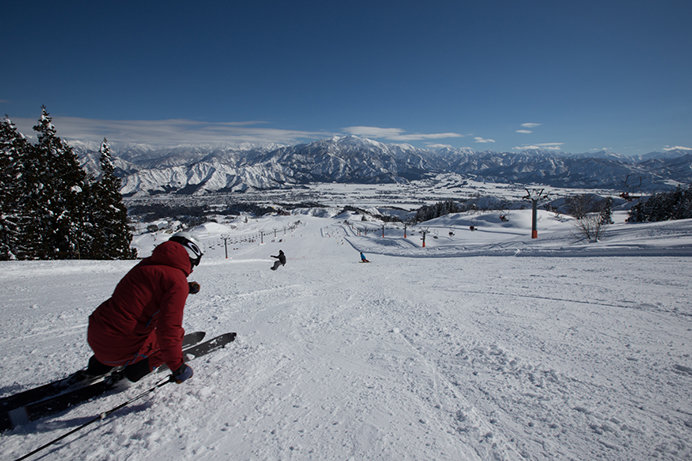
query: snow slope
[{"left": 1, "top": 211, "right": 691, "bottom": 460}]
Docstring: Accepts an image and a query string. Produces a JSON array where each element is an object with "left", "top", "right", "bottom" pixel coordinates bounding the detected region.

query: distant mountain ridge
[{"left": 76, "top": 136, "right": 691, "bottom": 196}]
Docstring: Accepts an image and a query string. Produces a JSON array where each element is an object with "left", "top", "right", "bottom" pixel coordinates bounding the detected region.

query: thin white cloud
[
  {"left": 12, "top": 117, "right": 326, "bottom": 147},
  {"left": 516, "top": 129, "right": 532, "bottom": 134},
  {"left": 10, "top": 118, "right": 465, "bottom": 147},
  {"left": 521, "top": 122, "right": 541, "bottom": 128},
  {"left": 513, "top": 142, "right": 564, "bottom": 151},
  {"left": 344, "top": 126, "right": 405, "bottom": 139},
  {"left": 343, "top": 126, "right": 463, "bottom": 142},
  {"left": 664, "top": 145, "right": 692, "bottom": 151},
  {"left": 474, "top": 136, "right": 495, "bottom": 143},
  {"left": 426, "top": 143, "right": 454, "bottom": 149}
]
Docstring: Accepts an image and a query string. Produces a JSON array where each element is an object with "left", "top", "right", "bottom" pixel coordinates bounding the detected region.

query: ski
[
  {"left": 182, "top": 330, "right": 207, "bottom": 348},
  {"left": 0, "top": 331, "right": 206, "bottom": 415},
  {"left": 156, "top": 331, "right": 236, "bottom": 372},
  {"left": 1, "top": 332, "right": 235, "bottom": 432},
  {"left": 182, "top": 332, "right": 236, "bottom": 361}
]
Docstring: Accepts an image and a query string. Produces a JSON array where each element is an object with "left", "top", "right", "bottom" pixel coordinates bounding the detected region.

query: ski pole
[{"left": 14, "top": 375, "right": 174, "bottom": 461}]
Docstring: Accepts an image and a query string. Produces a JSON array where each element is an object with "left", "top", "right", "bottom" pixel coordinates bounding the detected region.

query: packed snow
[{"left": 1, "top": 210, "right": 691, "bottom": 460}]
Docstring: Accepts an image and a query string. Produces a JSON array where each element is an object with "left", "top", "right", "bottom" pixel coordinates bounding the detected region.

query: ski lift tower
[
  {"left": 220, "top": 234, "right": 231, "bottom": 259},
  {"left": 523, "top": 188, "right": 549, "bottom": 239},
  {"left": 421, "top": 228, "right": 429, "bottom": 247}
]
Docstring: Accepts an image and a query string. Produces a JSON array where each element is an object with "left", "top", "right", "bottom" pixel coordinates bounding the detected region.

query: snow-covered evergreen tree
[
  {"left": 2, "top": 109, "right": 137, "bottom": 260},
  {"left": 89, "top": 138, "right": 136, "bottom": 259},
  {"left": 31, "top": 106, "right": 90, "bottom": 259},
  {"left": 0, "top": 117, "right": 32, "bottom": 259}
]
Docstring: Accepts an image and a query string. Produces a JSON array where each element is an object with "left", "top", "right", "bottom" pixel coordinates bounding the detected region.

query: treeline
[
  {"left": 414, "top": 199, "right": 460, "bottom": 223},
  {"left": 0, "top": 107, "right": 136, "bottom": 260},
  {"left": 628, "top": 186, "right": 692, "bottom": 222},
  {"left": 129, "top": 202, "right": 278, "bottom": 225},
  {"left": 413, "top": 188, "right": 692, "bottom": 225}
]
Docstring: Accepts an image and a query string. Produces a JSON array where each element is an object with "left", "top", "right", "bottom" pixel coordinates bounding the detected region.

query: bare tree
[{"left": 575, "top": 213, "right": 608, "bottom": 242}]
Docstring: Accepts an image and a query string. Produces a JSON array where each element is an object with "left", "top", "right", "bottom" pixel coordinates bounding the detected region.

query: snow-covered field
[{"left": 1, "top": 210, "right": 691, "bottom": 460}]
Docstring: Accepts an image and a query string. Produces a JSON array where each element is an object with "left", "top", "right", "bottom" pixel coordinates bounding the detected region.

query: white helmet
[{"left": 169, "top": 232, "right": 204, "bottom": 267}]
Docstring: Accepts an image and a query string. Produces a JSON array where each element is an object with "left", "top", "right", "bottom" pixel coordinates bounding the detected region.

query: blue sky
[{"left": 2, "top": 0, "right": 691, "bottom": 154}]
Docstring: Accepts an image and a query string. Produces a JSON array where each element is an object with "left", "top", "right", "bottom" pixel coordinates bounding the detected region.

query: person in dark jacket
[
  {"left": 270, "top": 250, "right": 286, "bottom": 270},
  {"left": 85, "top": 232, "right": 203, "bottom": 384}
]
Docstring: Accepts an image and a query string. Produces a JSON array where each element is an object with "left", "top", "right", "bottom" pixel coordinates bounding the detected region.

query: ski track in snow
[{"left": 1, "top": 213, "right": 691, "bottom": 460}]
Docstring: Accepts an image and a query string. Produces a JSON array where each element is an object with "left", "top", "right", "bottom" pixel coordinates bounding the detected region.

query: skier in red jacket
[{"left": 85, "top": 232, "right": 203, "bottom": 384}]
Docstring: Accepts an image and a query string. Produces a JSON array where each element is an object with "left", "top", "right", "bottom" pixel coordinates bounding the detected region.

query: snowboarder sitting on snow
[
  {"left": 270, "top": 250, "right": 286, "bottom": 270},
  {"left": 360, "top": 252, "right": 369, "bottom": 263},
  {"left": 84, "top": 232, "right": 204, "bottom": 384}
]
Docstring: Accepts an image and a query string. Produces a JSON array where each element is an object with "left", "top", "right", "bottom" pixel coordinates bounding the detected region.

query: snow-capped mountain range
[{"left": 76, "top": 136, "right": 691, "bottom": 196}]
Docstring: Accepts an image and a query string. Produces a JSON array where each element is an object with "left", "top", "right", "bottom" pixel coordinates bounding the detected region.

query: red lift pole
[{"left": 523, "top": 188, "right": 549, "bottom": 239}]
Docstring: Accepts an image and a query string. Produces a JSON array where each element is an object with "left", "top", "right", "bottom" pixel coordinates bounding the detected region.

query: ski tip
[{"left": 220, "top": 332, "right": 237, "bottom": 346}]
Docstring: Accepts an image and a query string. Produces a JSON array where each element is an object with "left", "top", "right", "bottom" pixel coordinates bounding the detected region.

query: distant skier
[
  {"left": 360, "top": 251, "right": 370, "bottom": 263},
  {"left": 270, "top": 250, "right": 286, "bottom": 270},
  {"left": 84, "top": 232, "right": 203, "bottom": 384}
]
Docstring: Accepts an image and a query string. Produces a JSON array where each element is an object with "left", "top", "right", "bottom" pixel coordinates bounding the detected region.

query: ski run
[{"left": 1, "top": 209, "right": 691, "bottom": 460}]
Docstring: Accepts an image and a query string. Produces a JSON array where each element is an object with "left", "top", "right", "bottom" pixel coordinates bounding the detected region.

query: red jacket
[{"left": 88, "top": 241, "right": 192, "bottom": 372}]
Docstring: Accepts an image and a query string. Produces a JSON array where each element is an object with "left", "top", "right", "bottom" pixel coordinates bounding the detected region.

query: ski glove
[
  {"left": 172, "top": 364, "right": 193, "bottom": 384},
  {"left": 188, "top": 281, "right": 201, "bottom": 294}
]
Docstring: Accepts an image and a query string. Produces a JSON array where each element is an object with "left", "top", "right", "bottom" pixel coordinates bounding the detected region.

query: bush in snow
[
  {"left": 575, "top": 213, "right": 609, "bottom": 242},
  {"left": 574, "top": 197, "right": 613, "bottom": 242}
]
